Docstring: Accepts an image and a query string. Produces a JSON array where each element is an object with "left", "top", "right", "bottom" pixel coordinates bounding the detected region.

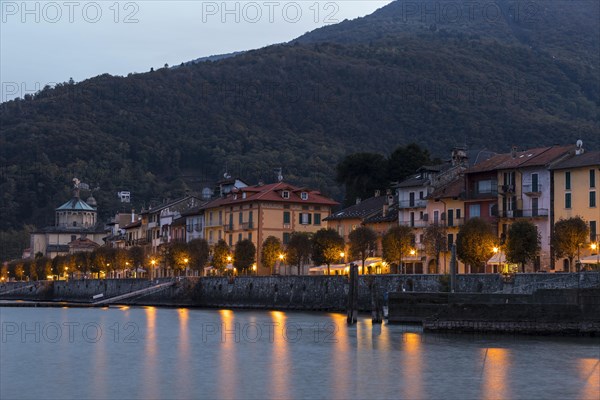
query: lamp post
[
  {"left": 279, "top": 253, "right": 285, "bottom": 275},
  {"left": 183, "top": 257, "right": 189, "bottom": 277},
  {"left": 493, "top": 246, "right": 499, "bottom": 274},
  {"left": 150, "top": 259, "right": 156, "bottom": 280},
  {"left": 591, "top": 242, "right": 599, "bottom": 269},
  {"left": 340, "top": 252, "right": 345, "bottom": 276},
  {"left": 409, "top": 248, "right": 416, "bottom": 274},
  {"left": 227, "top": 255, "right": 232, "bottom": 276}
]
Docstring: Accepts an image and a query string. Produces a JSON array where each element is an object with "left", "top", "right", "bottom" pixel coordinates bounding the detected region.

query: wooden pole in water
[
  {"left": 347, "top": 263, "right": 358, "bottom": 325},
  {"left": 371, "top": 278, "right": 382, "bottom": 323}
]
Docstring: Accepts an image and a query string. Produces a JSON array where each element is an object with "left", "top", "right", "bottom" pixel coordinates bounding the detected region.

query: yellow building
[
  {"left": 427, "top": 177, "right": 467, "bottom": 274},
  {"left": 203, "top": 182, "right": 338, "bottom": 275},
  {"left": 550, "top": 150, "right": 600, "bottom": 271}
]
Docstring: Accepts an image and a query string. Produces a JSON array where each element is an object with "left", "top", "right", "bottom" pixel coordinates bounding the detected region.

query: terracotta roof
[
  {"left": 466, "top": 145, "right": 573, "bottom": 173},
  {"left": 549, "top": 151, "right": 600, "bottom": 170},
  {"left": 69, "top": 238, "right": 101, "bottom": 249},
  {"left": 216, "top": 182, "right": 338, "bottom": 207},
  {"left": 325, "top": 196, "right": 387, "bottom": 221},
  {"left": 429, "top": 177, "right": 464, "bottom": 199},
  {"left": 123, "top": 220, "right": 141, "bottom": 229}
]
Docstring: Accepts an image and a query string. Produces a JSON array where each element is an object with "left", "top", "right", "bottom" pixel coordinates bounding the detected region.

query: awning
[
  {"left": 580, "top": 255, "right": 600, "bottom": 265},
  {"left": 487, "top": 252, "right": 506, "bottom": 265}
]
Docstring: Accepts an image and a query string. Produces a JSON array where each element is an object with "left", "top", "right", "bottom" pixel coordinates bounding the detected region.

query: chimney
[
  {"left": 511, "top": 146, "right": 518, "bottom": 158},
  {"left": 382, "top": 203, "right": 389, "bottom": 216},
  {"left": 375, "top": 190, "right": 381, "bottom": 197},
  {"left": 355, "top": 198, "right": 361, "bottom": 205},
  {"left": 131, "top": 209, "right": 135, "bottom": 223}
]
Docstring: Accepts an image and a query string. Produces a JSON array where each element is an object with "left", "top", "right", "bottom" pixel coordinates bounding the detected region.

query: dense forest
[{"left": 0, "top": 0, "right": 598, "bottom": 260}]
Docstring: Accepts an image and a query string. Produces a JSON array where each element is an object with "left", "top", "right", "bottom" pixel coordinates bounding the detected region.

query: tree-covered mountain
[{"left": 0, "top": 0, "right": 598, "bottom": 258}]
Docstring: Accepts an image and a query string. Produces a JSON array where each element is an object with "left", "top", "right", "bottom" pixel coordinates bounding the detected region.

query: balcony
[
  {"left": 205, "top": 220, "right": 222, "bottom": 228},
  {"left": 446, "top": 217, "right": 465, "bottom": 227},
  {"left": 241, "top": 222, "right": 254, "bottom": 230},
  {"left": 399, "top": 220, "right": 428, "bottom": 228},
  {"left": 497, "top": 209, "right": 548, "bottom": 218},
  {"left": 498, "top": 184, "right": 515, "bottom": 194},
  {"left": 398, "top": 199, "right": 428, "bottom": 209},
  {"left": 522, "top": 184, "right": 543, "bottom": 196},
  {"left": 223, "top": 224, "right": 234, "bottom": 232}
]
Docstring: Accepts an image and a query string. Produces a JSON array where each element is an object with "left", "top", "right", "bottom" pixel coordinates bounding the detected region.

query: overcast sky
[{"left": 1, "top": 1, "right": 391, "bottom": 102}]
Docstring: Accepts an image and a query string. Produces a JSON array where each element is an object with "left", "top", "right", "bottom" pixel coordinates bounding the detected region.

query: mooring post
[
  {"left": 371, "top": 279, "right": 382, "bottom": 323},
  {"left": 347, "top": 263, "right": 358, "bottom": 325}
]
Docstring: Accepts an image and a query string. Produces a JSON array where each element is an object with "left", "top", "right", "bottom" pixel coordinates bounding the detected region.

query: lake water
[{"left": 1, "top": 306, "right": 598, "bottom": 399}]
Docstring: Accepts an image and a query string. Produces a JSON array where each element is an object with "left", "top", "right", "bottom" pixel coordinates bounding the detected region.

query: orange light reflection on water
[
  {"left": 481, "top": 348, "right": 510, "bottom": 400},
  {"left": 402, "top": 332, "right": 423, "bottom": 400},
  {"left": 217, "top": 309, "right": 235, "bottom": 400},
  {"left": 269, "top": 311, "right": 290, "bottom": 399},
  {"left": 579, "top": 358, "right": 600, "bottom": 400},
  {"left": 141, "top": 307, "right": 158, "bottom": 399}
]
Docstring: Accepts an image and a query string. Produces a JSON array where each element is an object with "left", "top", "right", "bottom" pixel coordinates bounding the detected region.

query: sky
[{"left": 1, "top": 0, "right": 392, "bottom": 102}]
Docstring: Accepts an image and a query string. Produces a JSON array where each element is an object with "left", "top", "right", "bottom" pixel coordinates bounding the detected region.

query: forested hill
[{"left": 1, "top": 0, "right": 599, "bottom": 245}]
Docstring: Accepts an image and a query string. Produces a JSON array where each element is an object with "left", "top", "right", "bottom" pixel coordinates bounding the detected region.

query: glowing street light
[{"left": 409, "top": 249, "right": 416, "bottom": 256}]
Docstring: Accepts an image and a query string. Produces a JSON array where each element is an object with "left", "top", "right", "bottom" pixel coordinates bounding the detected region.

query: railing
[
  {"left": 522, "top": 184, "right": 543, "bottom": 194},
  {"left": 205, "top": 220, "right": 222, "bottom": 228},
  {"left": 398, "top": 199, "right": 427, "bottom": 209},
  {"left": 223, "top": 224, "right": 234, "bottom": 232},
  {"left": 399, "top": 220, "right": 428, "bottom": 228},
  {"left": 446, "top": 217, "right": 465, "bottom": 227},
  {"left": 241, "top": 222, "right": 254, "bottom": 230},
  {"left": 498, "top": 184, "right": 516, "bottom": 194},
  {"left": 497, "top": 209, "right": 549, "bottom": 218}
]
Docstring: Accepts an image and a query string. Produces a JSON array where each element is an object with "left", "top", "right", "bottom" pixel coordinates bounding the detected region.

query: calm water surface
[{"left": 1, "top": 306, "right": 598, "bottom": 399}]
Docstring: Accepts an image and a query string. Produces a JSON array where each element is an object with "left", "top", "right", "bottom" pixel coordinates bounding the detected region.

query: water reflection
[
  {"left": 402, "top": 332, "right": 423, "bottom": 399},
  {"left": 1, "top": 307, "right": 599, "bottom": 400},
  {"left": 141, "top": 307, "right": 158, "bottom": 399},
  {"left": 481, "top": 348, "right": 510, "bottom": 400},
  {"left": 579, "top": 358, "right": 600, "bottom": 400}
]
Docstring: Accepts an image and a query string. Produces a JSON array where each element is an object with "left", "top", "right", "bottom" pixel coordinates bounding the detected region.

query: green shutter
[{"left": 308, "top": 213, "right": 312, "bottom": 224}]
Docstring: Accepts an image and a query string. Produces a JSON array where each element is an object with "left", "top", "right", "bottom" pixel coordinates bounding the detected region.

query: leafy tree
[
  {"left": 128, "top": 246, "right": 146, "bottom": 276},
  {"left": 165, "top": 242, "right": 190, "bottom": 276},
  {"left": 287, "top": 232, "right": 312, "bottom": 275},
  {"left": 382, "top": 226, "right": 414, "bottom": 274},
  {"left": 261, "top": 236, "right": 282, "bottom": 275},
  {"left": 0, "top": 264, "right": 8, "bottom": 281},
  {"left": 188, "top": 239, "right": 210, "bottom": 273},
  {"left": 212, "top": 240, "right": 231, "bottom": 274},
  {"left": 35, "top": 256, "right": 52, "bottom": 280},
  {"left": 336, "top": 153, "right": 388, "bottom": 207},
  {"left": 456, "top": 217, "right": 496, "bottom": 273},
  {"left": 14, "top": 262, "right": 25, "bottom": 280},
  {"left": 423, "top": 223, "right": 447, "bottom": 273},
  {"left": 234, "top": 239, "right": 256, "bottom": 274},
  {"left": 348, "top": 226, "right": 377, "bottom": 274},
  {"left": 387, "top": 143, "right": 433, "bottom": 183},
  {"left": 551, "top": 217, "right": 589, "bottom": 272},
  {"left": 312, "top": 228, "right": 344, "bottom": 275},
  {"left": 506, "top": 220, "right": 541, "bottom": 272}
]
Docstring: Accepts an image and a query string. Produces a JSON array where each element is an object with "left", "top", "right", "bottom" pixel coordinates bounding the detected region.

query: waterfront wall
[{"left": 1, "top": 273, "right": 599, "bottom": 310}]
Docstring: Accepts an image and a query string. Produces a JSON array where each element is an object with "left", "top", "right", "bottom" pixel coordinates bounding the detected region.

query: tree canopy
[
  {"left": 312, "top": 228, "right": 345, "bottom": 275},
  {"left": 506, "top": 220, "right": 541, "bottom": 272},
  {"left": 382, "top": 225, "right": 414, "bottom": 274},
  {"left": 551, "top": 217, "right": 589, "bottom": 272},
  {"left": 348, "top": 226, "right": 377, "bottom": 274},
  {"left": 456, "top": 217, "right": 497, "bottom": 273}
]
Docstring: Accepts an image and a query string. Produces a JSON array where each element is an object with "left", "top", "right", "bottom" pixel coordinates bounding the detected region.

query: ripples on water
[{"left": 1, "top": 306, "right": 598, "bottom": 400}]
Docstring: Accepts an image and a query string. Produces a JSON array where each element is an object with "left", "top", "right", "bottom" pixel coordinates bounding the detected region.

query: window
[
  {"left": 209, "top": 231, "right": 213, "bottom": 242},
  {"left": 565, "top": 171, "right": 571, "bottom": 190},
  {"left": 531, "top": 173, "right": 539, "bottom": 192},
  {"left": 248, "top": 233, "right": 252, "bottom": 241},
  {"left": 239, "top": 212, "right": 243, "bottom": 224},
  {"left": 447, "top": 234, "right": 454, "bottom": 251},
  {"left": 456, "top": 208, "right": 461, "bottom": 220},
  {"left": 409, "top": 212, "right": 415, "bottom": 227},
  {"left": 409, "top": 192, "right": 415, "bottom": 207},
  {"left": 314, "top": 213, "right": 321, "bottom": 225},
  {"left": 447, "top": 209, "right": 454, "bottom": 227},
  {"left": 228, "top": 234, "right": 232, "bottom": 246},
  {"left": 283, "top": 233, "right": 291, "bottom": 245},
  {"left": 299, "top": 213, "right": 311, "bottom": 225},
  {"left": 590, "top": 191, "right": 597, "bottom": 208},
  {"left": 532, "top": 198, "right": 539, "bottom": 216},
  {"left": 433, "top": 210, "right": 439, "bottom": 224},
  {"left": 469, "top": 204, "right": 481, "bottom": 218},
  {"left": 301, "top": 192, "right": 308, "bottom": 200},
  {"left": 238, "top": 233, "right": 242, "bottom": 243},
  {"left": 283, "top": 211, "right": 291, "bottom": 224},
  {"left": 282, "top": 191, "right": 290, "bottom": 199},
  {"left": 565, "top": 193, "right": 572, "bottom": 209},
  {"left": 419, "top": 211, "right": 424, "bottom": 219},
  {"left": 71, "top": 235, "right": 76, "bottom": 242},
  {"left": 591, "top": 169, "right": 596, "bottom": 188},
  {"left": 419, "top": 191, "right": 424, "bottom": 200},
  {"left": 589, "top": 221, "right": 596, "bottom": 243},
  {"left": 477, "top": 180, "right": 493, "bottom": 193}
]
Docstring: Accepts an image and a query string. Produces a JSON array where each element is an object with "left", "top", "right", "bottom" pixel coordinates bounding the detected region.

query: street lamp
[
  {"left": 183, "top": 258, "right": 189, "bottom": 277},
  {"left": 592, "top": 242, "right": 599, "bottom": 268},
  {"left": 150, "top": 259, "right": 156, "bottom": 280},
  {"left": 279, "top": 253, "right": 285, "bottom": 275}
]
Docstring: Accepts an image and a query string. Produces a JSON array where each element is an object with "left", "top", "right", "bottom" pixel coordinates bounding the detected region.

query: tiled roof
[
  {"left": 69, "top": 238, "right": 101, "bottom": 249},
  {"left": 209, "top": 182, "right": 338, "bottom": 207},
  {"left": 549, "top": 151, "right": 600, "bottom": 170},
  {"left": 35, "top": 223, "right": 108, "bottom": 234},
  {"left": 325, "top": 196, "right": 387, "bottom": 221},
  {"left": 140, "top": 196, "right": 202, "bottom": 214},
  {"left": 123, "top": 220, "right": 141, "bottom": 229},
  {"left": 56, "top": 197, "right": 96, "bottom": 211},
  {"left": 363, "top": 203, "right": 399, "bottom": 224},
  {"left": 429, "top": 177, "right": 464, "bottom": 199},
  {"left": 466, "top": 145, "right": 573, "bottom": 173}
]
